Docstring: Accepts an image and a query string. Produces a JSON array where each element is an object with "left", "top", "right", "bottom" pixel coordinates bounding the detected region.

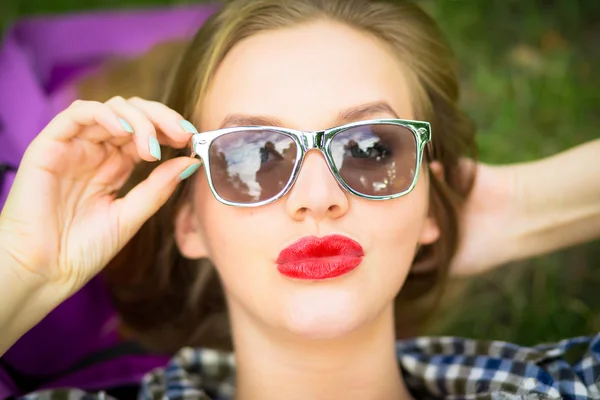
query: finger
[
  {"left": 119, "top": 142, "right": 143, "bottom": 164},
  {"left": 77, "top": 124, "right": 132, "bottom": 145},
  {"left": 113, "top": 157, "right": 202, "bottom": 242},
  {"left": 127, "top": 97, "right": 197, "bottom": 148},
  {"left": 105, "top": 96, "right": 161, "bottom": 162},
  {"left": 42, "top": 100, "right": 130, "bottom": 142},
  {"left": 82, "top": 144, "right": 139, "bottom": 194},
  {"left": 108, "top": 134, "right": 135, "bottom": 148}
]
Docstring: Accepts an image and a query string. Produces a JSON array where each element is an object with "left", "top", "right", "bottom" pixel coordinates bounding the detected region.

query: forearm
[
  {"left": 506, "top": 139, "right": 600, "bottom": 261},
  {"left": 0, "top": 252, "right": 65, "bottom": 356}
]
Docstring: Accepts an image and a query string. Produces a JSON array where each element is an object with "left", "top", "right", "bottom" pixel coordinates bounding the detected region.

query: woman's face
[{"left": 175, "top": 20, "right": 440, "bottom": 339}]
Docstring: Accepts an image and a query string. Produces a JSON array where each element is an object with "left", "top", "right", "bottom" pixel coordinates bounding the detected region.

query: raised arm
[{"left": 451, "top": 139, "right": 600, "bottom": 275}]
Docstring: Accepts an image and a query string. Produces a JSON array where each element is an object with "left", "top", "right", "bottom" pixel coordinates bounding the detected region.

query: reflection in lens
[
  {"left": 209, "top": 130, "right": 297, "bottom": 203},
  {"left": 330, "top": 124, "right": 417, "bottom": 196}
]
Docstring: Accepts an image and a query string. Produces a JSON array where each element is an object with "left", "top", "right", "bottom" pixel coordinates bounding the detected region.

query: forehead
[{"left": 201, "top": 19, "right": 414, "bottom": 131}]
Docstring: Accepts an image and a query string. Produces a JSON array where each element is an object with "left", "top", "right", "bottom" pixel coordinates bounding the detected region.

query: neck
[{"left": 229, "top": 303, "right": 411, "bottom": 400}]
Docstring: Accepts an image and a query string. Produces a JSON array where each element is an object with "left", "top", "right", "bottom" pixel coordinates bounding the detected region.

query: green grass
[
  {"left": 2, "top": 0, "right": 599, "bottom": 345},
  {"left": 421, "top": 0, "right": 600, "bottom": 344}
]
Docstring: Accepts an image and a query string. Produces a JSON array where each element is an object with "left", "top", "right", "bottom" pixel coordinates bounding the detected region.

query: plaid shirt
[{"left": 20, "top": 333, "right": 600, "bottom": 400}]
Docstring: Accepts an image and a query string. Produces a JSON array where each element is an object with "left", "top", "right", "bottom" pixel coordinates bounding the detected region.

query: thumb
[{"left": 114, "top": 157, "right": 201, "bottom": 241}]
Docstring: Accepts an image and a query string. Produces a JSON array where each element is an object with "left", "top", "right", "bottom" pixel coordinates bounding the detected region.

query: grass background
[{"left": 1, "top": 0, "right": 599, "bottom": 345}]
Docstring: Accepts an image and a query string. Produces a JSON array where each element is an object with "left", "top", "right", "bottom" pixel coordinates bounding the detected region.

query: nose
[{"left": 285, "top": 150, "right": 349, "bottom": 222}]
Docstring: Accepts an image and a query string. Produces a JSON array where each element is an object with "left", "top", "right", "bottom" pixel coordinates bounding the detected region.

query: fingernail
[
  {"left": 119, "top": 118, "right": 134, "bottom": 133},
  {"left": 148, "top": 137, "right": 162, "bottom": 160},
  {"left": 179, "top": 120, "right": 198, "bottom": 134},
  {"left": 179, "top": 163, "right": 200, "bottom": 181}
]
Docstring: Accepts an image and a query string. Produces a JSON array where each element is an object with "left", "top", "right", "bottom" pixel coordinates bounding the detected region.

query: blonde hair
[{"left": 99, "top": 0, "right": 477, "bottom": 353}]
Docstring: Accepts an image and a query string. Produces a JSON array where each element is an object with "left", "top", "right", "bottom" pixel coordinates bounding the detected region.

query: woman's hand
[
  {"left": 0, "top": 96, "right": 200, "bottom": 298},
  {"left": 449, "top": 160, "right": 518, "bottom": 275}
]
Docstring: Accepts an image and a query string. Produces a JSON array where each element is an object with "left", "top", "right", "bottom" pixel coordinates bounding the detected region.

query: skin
[
  {"left": 174, "top": 20, "right": 439, "bottom": 400},
  {"left": 449, "top": 142, "right": 600, "bottom": 275},
  {"left": 0, "top": 12, "right": 599, "bottom": 400},
  {"left": 0, "top": 95, "right": 201, "bottom": 355}
]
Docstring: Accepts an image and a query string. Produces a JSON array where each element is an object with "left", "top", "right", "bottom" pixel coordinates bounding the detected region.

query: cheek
[
  {"left": 192, "top": 176, "right": 278, "bottom": 286},
  {"left": 356, "top": 178, "right": 431, "bottom": 295},
  {"left": 192, "top": 181, "right": 296, "bottom": 330},
  {"left": 194, "top": 185, "right": 261, "bottom": 260},
  {"left": 364, "top": 179, "right": 429, "bottom": 259}
]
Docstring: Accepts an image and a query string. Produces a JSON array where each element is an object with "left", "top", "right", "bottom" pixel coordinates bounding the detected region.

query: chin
[{"left": 279, "top": 286, "right": 372, "bottom": 340}]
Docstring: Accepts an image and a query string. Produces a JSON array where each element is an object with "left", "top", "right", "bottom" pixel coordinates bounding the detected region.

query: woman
[{"left": 1, "top": 0, "right": 599, "bottom": 399}]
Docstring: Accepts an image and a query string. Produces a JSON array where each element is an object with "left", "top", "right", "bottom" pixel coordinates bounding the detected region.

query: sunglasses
[{"left": 190, "top": 118, "right": 431, "bottom": 207}]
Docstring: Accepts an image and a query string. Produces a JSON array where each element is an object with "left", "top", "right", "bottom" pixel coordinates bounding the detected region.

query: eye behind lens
[
  {"left": 209, "top": 129, "right": 298, "bottom": 204},
  {"left": 330, "top": 123, "right": 418, "bottom": 197}
]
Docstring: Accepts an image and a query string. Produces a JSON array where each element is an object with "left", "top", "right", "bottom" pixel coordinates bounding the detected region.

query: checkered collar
[{"left": 136, "top": 334, "right": 600, "bottom": 400}]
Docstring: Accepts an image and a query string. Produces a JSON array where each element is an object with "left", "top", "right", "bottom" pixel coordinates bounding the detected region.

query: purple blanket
[{"left": 0, "top": 4, "right": 218, "bottom": 398}]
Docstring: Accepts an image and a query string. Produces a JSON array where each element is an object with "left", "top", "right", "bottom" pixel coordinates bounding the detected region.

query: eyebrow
[{"left": 218, "top": 101, "right": 400, "bottom": 129}]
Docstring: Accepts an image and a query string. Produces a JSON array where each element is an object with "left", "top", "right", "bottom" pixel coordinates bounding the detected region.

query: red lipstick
[{"left": 276, "top": 234, "right": 364, "bottom": 280}]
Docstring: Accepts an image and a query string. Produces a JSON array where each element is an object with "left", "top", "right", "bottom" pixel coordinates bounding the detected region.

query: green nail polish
[
  {"left": 148, "top": 137, "right": 162, "bottom": 160},
  {"left": 119, "top": 118, "right": 134, "bottom": 133},
  {"left": 179, "top": 163, "right": 201, "bottom": 181},
  {"left": 179, "top": 120, "right": 199, "bottom": 134}
]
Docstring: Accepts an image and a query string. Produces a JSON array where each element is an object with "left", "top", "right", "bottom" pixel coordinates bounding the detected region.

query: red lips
[{"left": 276, "top": 234, "right": 364, "bottom": 280}]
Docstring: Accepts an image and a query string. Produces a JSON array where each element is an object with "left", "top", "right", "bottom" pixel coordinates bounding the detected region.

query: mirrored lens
[
  {"left": 330, "top": 123, "right": 418, "bottom": 196},
  {"left": 209, "top": 129, "right": 297, "bottom": 203}
]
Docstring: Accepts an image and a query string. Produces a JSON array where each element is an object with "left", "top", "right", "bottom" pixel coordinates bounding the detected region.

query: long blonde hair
[{"left": 96, "top": 0, "right": 477, "bottom": 353}]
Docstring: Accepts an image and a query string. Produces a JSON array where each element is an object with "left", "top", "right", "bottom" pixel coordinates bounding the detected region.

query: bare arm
[
  {"left": 451, "top": 139, "right": 600, "bottom": 275},
  {"left": 0, "top": 251, "right": 67, "bottom": 355},
  {"left": 511, "top": 139, "right": 600, "bottom": 260}
]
